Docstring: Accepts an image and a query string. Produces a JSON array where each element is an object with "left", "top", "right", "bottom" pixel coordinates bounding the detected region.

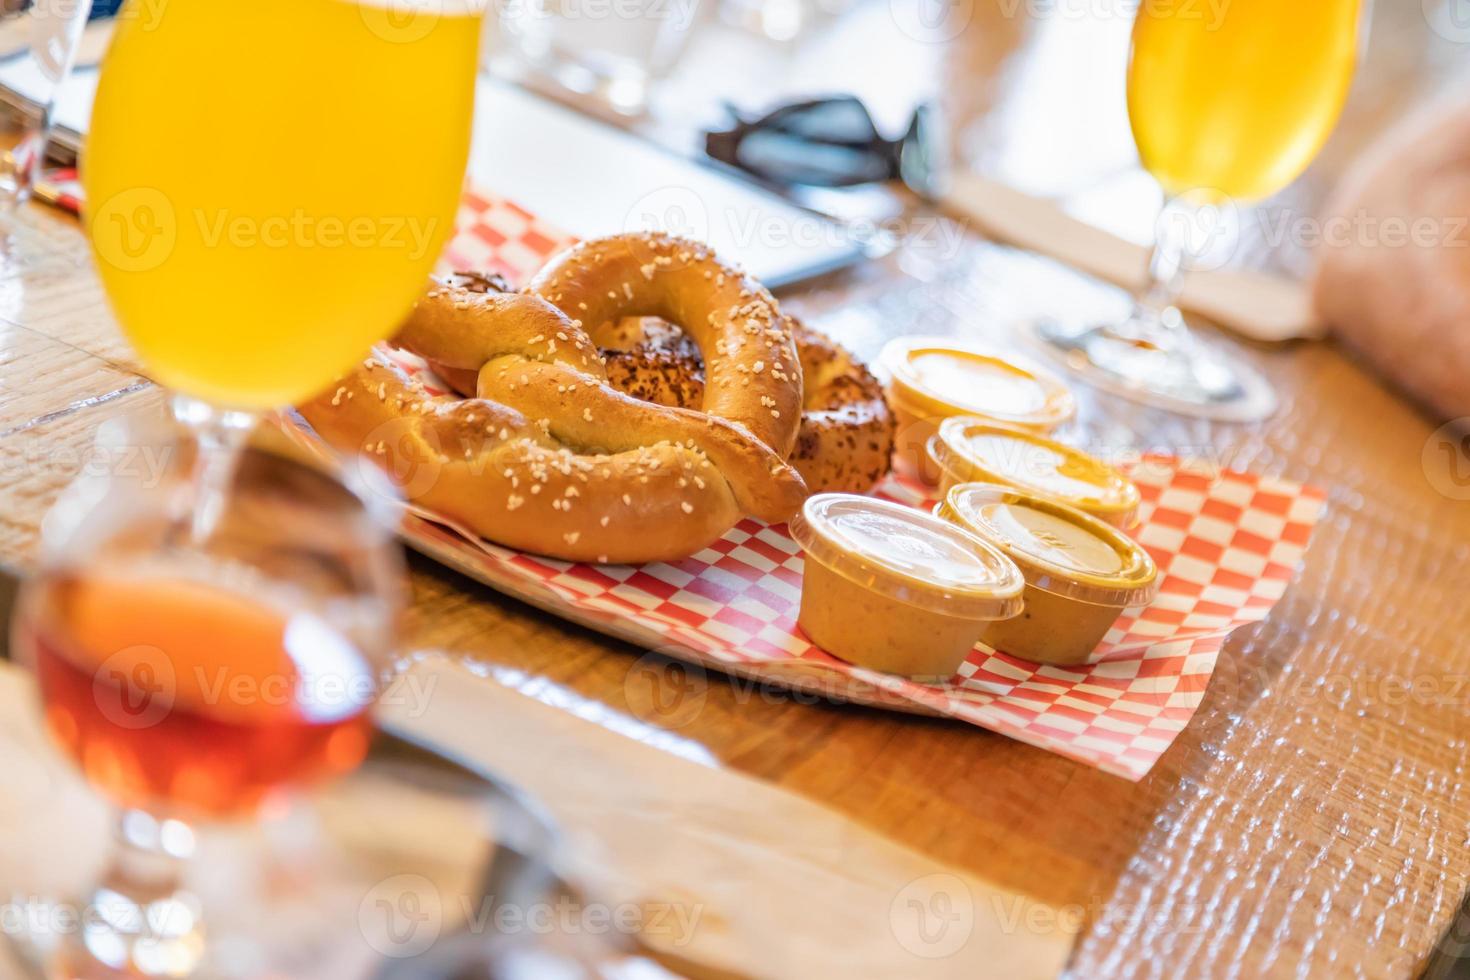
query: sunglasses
[{"left": 705, "top": 96, "right": 942, "bottom": 200}]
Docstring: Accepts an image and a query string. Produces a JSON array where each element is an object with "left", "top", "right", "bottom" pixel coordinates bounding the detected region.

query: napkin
[
  {"left": 381, "top": 656, "right": 1079, "bottom": 980},
  {"left": 942, "top": 172, "right": 1321, "bottom": 342}
]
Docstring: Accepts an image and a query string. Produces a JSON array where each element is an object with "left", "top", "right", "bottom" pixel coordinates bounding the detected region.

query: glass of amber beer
[{"left": 11, "top": 418, "right": 404, "bottom": 977}]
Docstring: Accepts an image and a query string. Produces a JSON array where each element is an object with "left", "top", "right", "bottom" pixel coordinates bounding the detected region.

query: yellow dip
[
  {"left": 790, "top": 493, "right": 1024, "bottom": 678},
  {"left": 928, "top": 417, "right": 1142, "bottom": 529},
  {"left": 880, "top": 336, "right": 1075, "bottom": 483},
  {"left": 936, "top": 484, "right": 1159, "bottom": 666}
]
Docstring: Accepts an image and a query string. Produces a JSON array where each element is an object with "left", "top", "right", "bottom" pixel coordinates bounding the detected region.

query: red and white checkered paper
[{"left": 283, "top": 189, "right": 1327, "bottom": 781}]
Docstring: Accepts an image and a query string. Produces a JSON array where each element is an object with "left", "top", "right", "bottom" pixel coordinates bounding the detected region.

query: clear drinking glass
[
  {"left": 1033, "top": 0, "right": 1362, "bottom": 421},
  {"left": 10, "top": 415, "right": 404, "bottom": 977},
  {"left": 0, "top": 0, "right": 94, "bottom": 204},
  {"left": 493, "top": 0, "right": 700, "bottom": 114}
]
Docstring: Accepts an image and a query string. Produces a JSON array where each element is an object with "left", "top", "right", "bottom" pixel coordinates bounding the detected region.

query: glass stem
[
  {"left": 71, "top": 810, "right": 205, "bottom": 976},
  {"left": 1116, "top": 194, "right": 1196, "bottom": 352},
  {"left": 171, "top": 393, "right": 257, "bottom": 544}
]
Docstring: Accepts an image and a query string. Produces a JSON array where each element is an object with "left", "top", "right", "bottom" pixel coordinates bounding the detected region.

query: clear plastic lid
[
  {"left": 929, "top": 418, "right": 1141, "bottom": 527},
  {"left": 880, "top": 336, "right": 1075, "bottom": 430},
  {"left": 790, "top": 493, "right": 1024, "bottom": 621},
  {"left": 935, "top": 483, "right": 1158, "bottom": 608}
]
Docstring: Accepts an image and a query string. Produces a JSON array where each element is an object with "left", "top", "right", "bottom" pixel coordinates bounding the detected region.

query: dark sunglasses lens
[
  {"left": 764, "top": 98, "right": 881, "bottom": 144},
  {"left": 737, "top": 129, "right": 891, "bottom": 186},
  {"left": 898, "top": 104, "right": 944, "bottom": 198}
]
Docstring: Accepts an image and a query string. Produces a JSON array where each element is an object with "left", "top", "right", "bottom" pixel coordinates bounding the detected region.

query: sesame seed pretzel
[
  {"left": 299, "top": 234, "right": 809, "bottom": 564},
  {"left": 528, "top": 232, "right": 804, "bottom": 456}
]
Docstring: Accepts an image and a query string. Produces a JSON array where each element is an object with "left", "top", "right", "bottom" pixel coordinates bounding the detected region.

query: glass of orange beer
[
  {"left": 1035, "top": 0, "right": 1362, "bottom": 420},
  {"left": 11, "top": 419, "right": 404, "bottom": 976},
  {"left": 84, "top": 0, "right": 484, "bottom": 539}
]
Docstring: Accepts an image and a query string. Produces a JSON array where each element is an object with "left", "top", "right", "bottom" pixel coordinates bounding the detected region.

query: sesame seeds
[{"left": 324, "top": 234, "right": 810, "bottom": 563}]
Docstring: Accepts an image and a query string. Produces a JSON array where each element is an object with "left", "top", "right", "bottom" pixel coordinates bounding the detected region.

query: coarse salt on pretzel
[
  {"left": 528, "top": 232, "right": 804, "bottom": 457},
  {"left": 299, "top": 240, "right": 809, "bottom": 564}
]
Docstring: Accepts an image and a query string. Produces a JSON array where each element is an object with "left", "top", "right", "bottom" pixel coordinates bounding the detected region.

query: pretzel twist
[
  {"left": 528, "top": 232, "right": 804, "bottom": 456},
  {"left": 299, "top": 235, "right": 809, "bottom": 564}
]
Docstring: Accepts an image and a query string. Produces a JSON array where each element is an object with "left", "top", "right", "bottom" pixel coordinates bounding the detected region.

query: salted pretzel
[
  {"left": 596, "top": 317, "right": 895, "bottom": 494},
  {"left": 528, "top": 232, "right": 804, "bottom": 457},
  {"left": 299, "top": 234, "right": 808, "bottom": 564}
]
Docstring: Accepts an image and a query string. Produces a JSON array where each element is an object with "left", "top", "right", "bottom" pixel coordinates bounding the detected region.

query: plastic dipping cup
[
  {"left": 880, "top": 336, "right": 1075, "bottom": 483},
  {"left": 935, "top": 483, "right": 1159, "bottom": 666},
  {"left": 790, "top": 494, "right": 1025, "bottom": 678},
  {"left": 927, "top": 416, "right": 1142, "bottom": 529}
]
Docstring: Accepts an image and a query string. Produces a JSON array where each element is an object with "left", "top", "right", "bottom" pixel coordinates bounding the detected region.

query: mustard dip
[
  {"left": 936, "top": 483, "right": 1159, "bottom": 665},
  {"left": 880, "top": 337, "right": 1075, "bottom": 483},
  {"left": 928, "top": 417, "right": 1141, "bottom": 529}
]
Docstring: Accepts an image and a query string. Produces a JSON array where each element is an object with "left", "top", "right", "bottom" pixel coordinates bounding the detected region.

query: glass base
[
  {"left": 5, "top": 784, "right": 466, "bottom": 980},
  {"left": 1031, "top": 316, "right": 1277, "bottom": 422}
]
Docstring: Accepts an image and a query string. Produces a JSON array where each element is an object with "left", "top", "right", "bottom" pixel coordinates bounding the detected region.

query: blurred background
[{"left": 491, "top": 0, "right": 1469, "bottom": 277}]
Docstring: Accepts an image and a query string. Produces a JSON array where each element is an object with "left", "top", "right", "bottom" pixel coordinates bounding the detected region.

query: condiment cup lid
[
  {"left": 931, "top": 417, "right": 1140, "bottom": 526},
  {"left": 935, "top": 483, "right": 1159, "bottom": 608},
  {"left": 880, "top": 336, "right": 1075, "bottom": 431},
  {"left": 791, "top": 493, "right": 1025, "bottom": 621}
]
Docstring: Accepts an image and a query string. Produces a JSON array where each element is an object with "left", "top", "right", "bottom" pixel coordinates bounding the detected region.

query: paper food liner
[{"left": 281, "top": 188, "right": 1327, "bottom": 782}]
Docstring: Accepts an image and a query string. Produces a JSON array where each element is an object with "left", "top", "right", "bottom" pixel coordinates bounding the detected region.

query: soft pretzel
[
  {"left": 596, "top": 317, "right": 895, "bottom": 494},
  {"left": 299, "top": 242, "right": 809, "bottom": 564},
  {"left": 527, "top": 233, "right": 804, "bottom": 457}
]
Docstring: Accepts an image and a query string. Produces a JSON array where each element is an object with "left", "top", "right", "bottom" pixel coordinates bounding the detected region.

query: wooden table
[{"left": 3, "top": 3, "right": 1468, "bottom": 976}]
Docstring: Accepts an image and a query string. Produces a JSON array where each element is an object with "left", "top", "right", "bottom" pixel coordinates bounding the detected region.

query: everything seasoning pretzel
[
  {"left": 299, "top": 234, "right": 809, "bottom": 564},
  {"left": 596, "top": 317, "right": 895, "bottom": 494}
]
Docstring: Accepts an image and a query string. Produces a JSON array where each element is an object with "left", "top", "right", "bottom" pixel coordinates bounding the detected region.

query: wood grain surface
[{"left": 3, "top": 2, "right": 1468, "bottom": 976}]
